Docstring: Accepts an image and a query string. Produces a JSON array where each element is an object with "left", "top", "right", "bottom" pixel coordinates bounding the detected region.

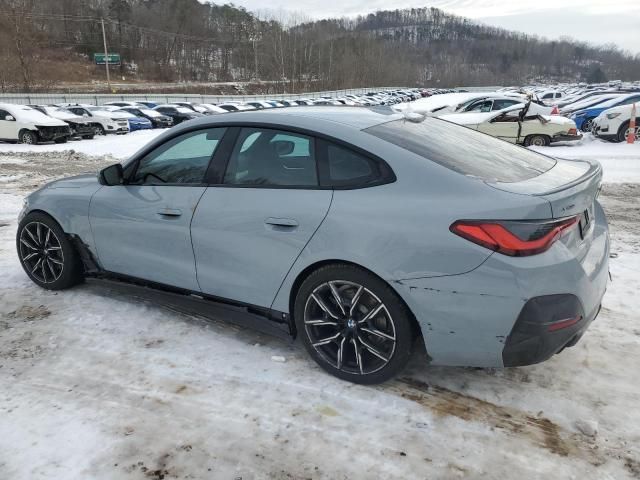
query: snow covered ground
[{"left": 1, "top": 132, "right": 640, "bottom": 479}]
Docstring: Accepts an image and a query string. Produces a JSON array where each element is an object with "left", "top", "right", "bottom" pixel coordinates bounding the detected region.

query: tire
[
  {"left": 617, "top": 120, "right": 640, "bottom": 143},
  {"left": 19, "top": 130, "right": 38, "bottom": 145},
  {"left": 294, "top": 264, "right": 416, "bottom": 384},
  {"left": 16, "top": 212, "right": 83, "bottom": 290},
  {"left": 524, "top": 134, "right": 550, "bottom": 147},
  {"left": 580, "top": 118, "right": 595, "bottom": 133},
  {"left": 94, "top": 124, "right": 106, "bottom": 136},
  {"left": 54, "top": 137, "right": 68, "bottom": 144}
]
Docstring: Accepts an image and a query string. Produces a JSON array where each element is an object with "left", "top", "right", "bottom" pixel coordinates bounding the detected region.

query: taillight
[
  {"left": 568, "top": 128, "right": 578, "bottom": 135},
  {"left": 450, "top": 217, "right": 579, "bottom": 256}
]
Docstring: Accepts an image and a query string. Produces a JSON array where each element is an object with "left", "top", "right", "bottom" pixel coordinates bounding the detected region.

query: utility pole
[{"left": 100, "top": 18, "right": 111, "bottom": 91}]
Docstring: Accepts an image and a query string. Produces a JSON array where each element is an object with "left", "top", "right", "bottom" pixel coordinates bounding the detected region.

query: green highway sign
[{"left": 94, "top": 53, "right": 121, "bottom": 65}]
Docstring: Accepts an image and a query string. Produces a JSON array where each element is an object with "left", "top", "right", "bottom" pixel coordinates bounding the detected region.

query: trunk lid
[{"left": 486, "top": 158, "right": 602, "bottom": 218}]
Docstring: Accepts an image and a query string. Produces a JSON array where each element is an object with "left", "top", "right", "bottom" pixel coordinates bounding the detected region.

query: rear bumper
[
  {"left": 502, "top": 295, "right": 600, "bottom": 366},
  {"left": 394, "top": 201, "right": 609, "bottom": 368}
]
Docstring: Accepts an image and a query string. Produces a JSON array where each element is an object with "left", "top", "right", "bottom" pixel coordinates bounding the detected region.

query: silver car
[{"left": 16, "top": 107, "right": 609, "bottom": 384}]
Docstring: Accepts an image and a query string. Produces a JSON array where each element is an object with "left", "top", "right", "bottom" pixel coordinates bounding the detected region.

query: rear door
[
  {"left": 191, "top": 127, "right": 332, "bottom": 308},
  {"left": 89, "top": 127, "right": 226, "bottom": 291}
]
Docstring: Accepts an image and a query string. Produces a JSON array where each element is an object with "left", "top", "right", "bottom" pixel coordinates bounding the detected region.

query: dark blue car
[
  {"left": 116, "top": 110, "right": 153, "bottom": 131},
  {"left": 570, "top": 93, "right": 640, "bottom": 131}
]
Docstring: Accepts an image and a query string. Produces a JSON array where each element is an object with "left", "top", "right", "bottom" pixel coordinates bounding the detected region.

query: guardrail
[{"left": 0, "top": 87, "right": 412, "bottom": 106}]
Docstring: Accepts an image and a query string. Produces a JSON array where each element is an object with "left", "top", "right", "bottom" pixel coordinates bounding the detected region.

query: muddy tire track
[{"left": 385, "top": 377, "right": 604, "bottom": 462}]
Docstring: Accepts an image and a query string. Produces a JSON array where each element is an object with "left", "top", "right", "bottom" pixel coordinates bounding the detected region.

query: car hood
[
  {"left": 32, "top": 117, "right": 70, "bottom": 127},
  {"left": 46, "top": 173, "right": 100, "bottom": 189}
]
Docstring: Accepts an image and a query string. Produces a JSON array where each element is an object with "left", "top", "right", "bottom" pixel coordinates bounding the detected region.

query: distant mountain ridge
[{"left": 0, "top": 1, "right": 637, "bottom": 92}]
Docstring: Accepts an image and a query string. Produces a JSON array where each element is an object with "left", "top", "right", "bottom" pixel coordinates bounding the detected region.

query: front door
[
  {"left": 89, "top": 127, "right": 227, "bottom": 291},
  {"left": 191, "top": 127, "right": 332, "bottom": 308},
  {"left": 478, "top": 114, "right": 520, "bottom": 143},
  {"left": 0, "top": 108, "right": 18, "bottom": 140}
]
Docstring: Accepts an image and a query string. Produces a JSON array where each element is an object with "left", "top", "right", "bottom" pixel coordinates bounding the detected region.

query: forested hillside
[{"left": 1, "top": 0, "right": 639, "bottom": 92}]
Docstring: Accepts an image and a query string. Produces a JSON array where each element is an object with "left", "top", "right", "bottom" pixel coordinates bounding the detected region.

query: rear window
[{"left": 364, "top": 118, "right": 556, "bottom": 183}]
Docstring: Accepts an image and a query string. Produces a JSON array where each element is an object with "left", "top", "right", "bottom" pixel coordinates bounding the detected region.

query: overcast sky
[{"left": 219, "top": 0, "right": 640, "bottom": 54}]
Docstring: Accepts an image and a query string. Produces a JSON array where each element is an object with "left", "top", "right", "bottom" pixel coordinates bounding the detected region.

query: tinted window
[
  {"left": 132, "top": 128, "right": 225, "bottom": 184},
  {"left": 224, "top": 128, "right": 317, "bottom": 187},
  {"left": 468, "top": 100, "right": 492, "bottom": 112},
  {"left": 326, "top": 143, "right": 375, "bottom": 185},
  {"left": 493, "top": 99, "right": 519, "bottom": 110},
  {"left": 364, "top": 118, "right": 556, "bottom": 183}
]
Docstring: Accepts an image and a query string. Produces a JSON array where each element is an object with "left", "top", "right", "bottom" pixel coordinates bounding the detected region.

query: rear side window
[
  {"left": 364, "top": 118, "right": 556, "bottom": 183},
  {"left": 224, "top": 128, "right": 317, "bottom": 187},
  {"left": 325, "top": 143, "right": 374, "bottom": 186}
]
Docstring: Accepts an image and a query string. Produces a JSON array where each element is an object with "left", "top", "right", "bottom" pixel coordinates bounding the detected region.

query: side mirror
[
  {"left": 99, "top": 163, "right": 124, "bottom": 186},
  {"left": 4, "top": 115, "right": 15, "bottom": 121}
]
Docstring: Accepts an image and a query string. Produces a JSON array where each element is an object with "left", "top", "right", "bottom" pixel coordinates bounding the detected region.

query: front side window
[
  {"left": 131, "top": 128, "right": 226, "bottom": 185},
  {"left": 224, "top": 128, "right": 317, "bottom": 187}
]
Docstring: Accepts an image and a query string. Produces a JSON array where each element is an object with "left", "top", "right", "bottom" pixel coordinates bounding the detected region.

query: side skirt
[
  {"left": 86, "top": 275, "right": 294, "bottom": 341},
  {"left": 69, "top": 234, "right": 294, "bottom": 340}
]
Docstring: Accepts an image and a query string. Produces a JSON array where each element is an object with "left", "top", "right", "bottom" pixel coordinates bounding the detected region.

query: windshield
[
  {"left": 10, "top": 106, "right": 58, "bottom": 123},
  {"left": 47, "top": 108, "right": 77, "bottom": 120},
  {"left": 176, "top": 107, "right": 194, "bottom": 114},
  {"left": 364, "top": 117, "right": 556, "bottom": 183},
  {"left": 115, "top": 111, "right": 135, "bottom": 118}
]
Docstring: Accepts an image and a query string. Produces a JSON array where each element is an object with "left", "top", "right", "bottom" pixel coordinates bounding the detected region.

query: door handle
[
  {"left": 265, "top": 217, "right": 298, "bottom": 228},
  {"left": 157, "top": 208, "right": 182, "bottom": 217}
]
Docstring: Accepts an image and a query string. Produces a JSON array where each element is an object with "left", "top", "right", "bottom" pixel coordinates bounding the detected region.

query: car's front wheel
[
  {"left": 17, "top": 212, "right": 83, "bottom": 290},
  {"left": 19, "top": 130, "right": 38, "bottom": 144},
  {"left": 617, "top": 120, "right": 640, "bottom": 143},
  {"left": 294, "top": 264, "right": 415, "bottom": 384}
]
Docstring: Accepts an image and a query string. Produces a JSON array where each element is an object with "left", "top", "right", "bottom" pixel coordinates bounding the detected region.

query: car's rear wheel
[
  {"left": 19, "top": 130, "right": 38, "bottom": 144},
  {"left": 524, "top": 134, "right": 550, "bottom": 147},
  {"left": 617, "top": 120, "right": 640, "bottom": 143},
  {"left": 294, "top": 264, "right": 415, "bottom": 384},
  {"left": 17, "top": 212, "right": 83, "bottom": 290}
]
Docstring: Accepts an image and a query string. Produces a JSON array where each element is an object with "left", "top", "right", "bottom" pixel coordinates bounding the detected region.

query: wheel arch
[{"left": 286, "top": 259, "right": 422, "bottom": 339}]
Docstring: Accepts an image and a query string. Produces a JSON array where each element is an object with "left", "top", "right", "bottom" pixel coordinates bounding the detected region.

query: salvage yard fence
[{"left": 0, "top": 86, "right": 500, "bottom": 106}]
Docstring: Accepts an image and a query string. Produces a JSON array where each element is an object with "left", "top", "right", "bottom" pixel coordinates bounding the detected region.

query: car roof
[{"left": 179, "top": 106, "right": 404, "bottom": 130}]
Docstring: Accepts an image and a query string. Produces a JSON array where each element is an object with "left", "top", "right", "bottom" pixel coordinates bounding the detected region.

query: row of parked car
[
  {"left": 0, "top": 89, "right": 428, "bottom": 144},
  {"left": 400, "top": 83, "right": 639, "bottom": 146},
  {"left": 506, "top": 83, "right": 640, "bottom": 142}
]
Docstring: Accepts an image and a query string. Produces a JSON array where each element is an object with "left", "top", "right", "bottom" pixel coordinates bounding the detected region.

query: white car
[
  {"left": 66, "top": 106, "right": 130, "bottom": 135},
  {"left": 592, "top": 103, "right": 640, "bottom": 142},
  {"left": 440, "top": 103, "right": 581, "bottom": 146},
  {"left": 0, "top": 103, "right": 71, "bottom": 144}
]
